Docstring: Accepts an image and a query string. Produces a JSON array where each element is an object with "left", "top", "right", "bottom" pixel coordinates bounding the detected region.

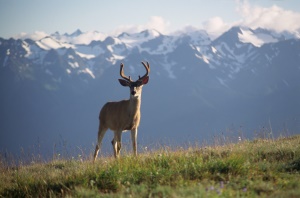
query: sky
[{"left": 1, "top": 0, "right": 300, "bottom": 39}]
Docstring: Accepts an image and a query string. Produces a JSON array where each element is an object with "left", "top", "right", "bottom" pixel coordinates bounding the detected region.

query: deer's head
[{"left": 118, "top": 62, "right": 150, "bottom": 98}]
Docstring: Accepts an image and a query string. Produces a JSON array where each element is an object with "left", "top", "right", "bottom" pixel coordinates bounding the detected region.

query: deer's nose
[{"left": 131, "top": 90, "right": 136, "bottom": 95}]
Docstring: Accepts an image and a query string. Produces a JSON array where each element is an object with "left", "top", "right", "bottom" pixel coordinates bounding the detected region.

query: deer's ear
[
  {"left": 119, "top": 79, "right": 130, "bottom": 87},
  {"left": 141, "top": 76, "right": 149, "bottom": 85}
]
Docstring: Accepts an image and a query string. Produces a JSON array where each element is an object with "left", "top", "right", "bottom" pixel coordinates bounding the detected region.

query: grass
[{"left": 1, "top": 135, "right": 300, "bottom": 197}]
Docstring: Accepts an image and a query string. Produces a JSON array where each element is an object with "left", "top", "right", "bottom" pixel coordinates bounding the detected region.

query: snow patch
[
  {"left": 66, "top": 69, "right": 71, "bottom": 74},
  {"left": 141, "top": 36, "right": 176, "bottom": 55},
  {"left": 22, "top": 41, "right": 31, "bottom": 58},
  {"left": 202, "top": 55, "right": 210, "bottom": 64},
  {"left": 78, "top": 68, "right": 95, "bottom": 79},
  {"left": 104, "top": 53, "right": 125, "bottom": 64},
  {"left": 255, "top": 33, "right": 278, "bottom": 44},
  {"left": 22, "top": 41, "right": 45, "bottom": 60},
  {"left": 161, "top": 59, "right": 176, "bottom": 79},
  {"left": 69, "top": 61, "right": 79, "bottom": 68},
  {"left": 238, "top": 29, "right": 264, "bottom": 47},
  {"left": 75, "top": 51, "right": 95, "bottom": 59},
  {"left": 76, "top": 45, "right": 104, "bottom": 58},
  {"left": 3, "top": 49, "right": 10, "bottom": 67},
  {"left": 36, "top": 36, "right": 74, "bottom": 50},
  {"left": 118, "top": 29, "right": 161, "bottom": 49},
  {"left": 211, "top": 46, "right": 217, "bottom": 53},
  {"left": 195, "top": 53, "right": 210, "bottom": 64},
  {"left": 238, "top": 28, "right": 279, "bottom": 47}
]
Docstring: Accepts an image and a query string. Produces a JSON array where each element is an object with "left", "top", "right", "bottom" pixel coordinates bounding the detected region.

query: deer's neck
[{"left": 128, "top": 95, "right": 141, "bottom": 115}]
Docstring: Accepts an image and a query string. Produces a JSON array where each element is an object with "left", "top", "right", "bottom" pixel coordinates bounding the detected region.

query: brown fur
[
  {"left": 99, "top": 98, "right": 141, "bottom": 131},
  {"left": 93, "top": 62, "right": 149, "bottom": 161}
]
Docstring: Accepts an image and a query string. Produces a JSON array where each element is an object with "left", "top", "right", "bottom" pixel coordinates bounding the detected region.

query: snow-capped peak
[
  {"left": 238, "top": 27, "right": 300, "bottom": 47},
  {"left": 51, "top": 30, "right": 107, "bottom": 45},
  {"left": 176, "top": 28, "right": 211, "bottom": 46},
  {"left": 238, "top": 27, "right": 269, "bottom": 47},
  {"left": 68, "top": 29, "right": 83, "bottom": 37},
  {"left": 36, "top": 36, "right": 74, "bottom": 50},
  {"left": 13, "top": 31, "right": 49, "bottom": 41},
  {"left": 140, "top": 29, "right": 161, "bottom": 38},
  {"left": 117, "top": 29, "right": 161, "bottom": 48}
]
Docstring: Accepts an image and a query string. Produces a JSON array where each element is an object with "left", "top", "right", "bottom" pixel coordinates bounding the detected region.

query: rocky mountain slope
[{"left": 1, "top": 27, "right": 299, "bottom": 156}]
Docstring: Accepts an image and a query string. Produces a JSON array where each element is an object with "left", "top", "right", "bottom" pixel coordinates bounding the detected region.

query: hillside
[{"left": 1, "top": 135, "right": 300, "bottom": 197}]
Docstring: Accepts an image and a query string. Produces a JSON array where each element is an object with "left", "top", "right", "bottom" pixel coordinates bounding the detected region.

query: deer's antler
[
  {"left": 139, "top": 62, "right": 150, "bottom": 80},
  {"left": 120, "top": 63, "right": 132, "bottom": 82}
]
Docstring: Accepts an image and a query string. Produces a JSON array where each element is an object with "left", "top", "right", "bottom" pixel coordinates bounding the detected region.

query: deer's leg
[
  {"left": 113, "top": 131, "right": 122, "bottom": 158},
  {"left": 131, "top": 128, "right": 138, "bottom": 156},
  {"left": 93, "top": 125, "right": 107, "bottom": 162}
]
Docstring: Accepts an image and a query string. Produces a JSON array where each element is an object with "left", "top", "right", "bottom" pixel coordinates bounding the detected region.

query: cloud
[
  {"left": 112, "top": 16, "right": 170, "bottom": 35},
  {"left": 69, "top": 31, "right": 107, "bottom": 44},
  {"left": 94, "top": 3, "right": 300, "bottom": 39},
  {"left": 145, "top": 16, "right": 170, "bottom": 34},
  {"left": 236, "top": 0, "right": 300, "bottom": 32},
  {"left": 15, "top": 31, "right": 49, "bottom": 40},
  {"left": 201, "top": 1, "right": 300, "bottom": 38},
  {"left": 202, "top": 17, "right": 231, "bottom": 39}
]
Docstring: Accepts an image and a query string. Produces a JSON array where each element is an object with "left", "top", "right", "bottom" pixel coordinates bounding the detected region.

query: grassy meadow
[{"left": 1, "top": 135, "right": 300, "bottom": 197}]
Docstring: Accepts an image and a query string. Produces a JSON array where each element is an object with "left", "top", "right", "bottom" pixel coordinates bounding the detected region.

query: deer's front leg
[
  {"left": 131, "top": 128, "right": 138, "bottom": 156},
  {"left": 113, "top": 131, "right": 122, "bottom": 158}
]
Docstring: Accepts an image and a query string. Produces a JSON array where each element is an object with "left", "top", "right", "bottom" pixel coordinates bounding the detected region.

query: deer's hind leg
[{"left": 93, "top": 124, "right": 108, "bottom": 162}]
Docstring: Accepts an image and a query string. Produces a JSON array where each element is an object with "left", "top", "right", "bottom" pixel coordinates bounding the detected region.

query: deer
[{"left": 93, "top": 61, "right": 150, "bottom": 162}]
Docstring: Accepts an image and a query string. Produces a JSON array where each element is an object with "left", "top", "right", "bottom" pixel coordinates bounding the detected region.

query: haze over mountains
[{"left": 1, "top": 26, "right": 300, "bottom": 157}]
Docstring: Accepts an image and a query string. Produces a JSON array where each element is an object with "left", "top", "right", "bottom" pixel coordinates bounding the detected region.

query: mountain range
[{"left": 1, "top": 26, "right": 300, "bottom": 158}]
